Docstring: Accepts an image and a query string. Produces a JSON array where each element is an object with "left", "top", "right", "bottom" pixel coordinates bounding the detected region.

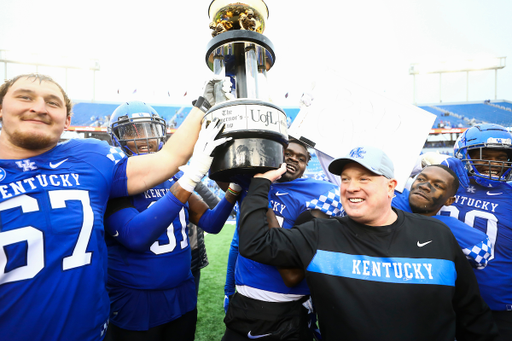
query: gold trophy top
[{"left": 208, "top": 0, "right": 269, "bottom": 37}]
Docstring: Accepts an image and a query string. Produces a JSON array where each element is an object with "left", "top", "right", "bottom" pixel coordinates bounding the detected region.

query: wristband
[
  {"left": 192, "top": 96, "right": 212, "bottom": 113},
  {"left": 227, "top": 187, "right": 241, "bottom": 196}
]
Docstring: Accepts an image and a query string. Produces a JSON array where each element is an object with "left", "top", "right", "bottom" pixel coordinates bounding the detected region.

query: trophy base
[
  {"left": 209, "top": 137, "right": 285, "bottom": 182},
  {"left": 204, "top": 99, "right": 288, "bottom": 183}
]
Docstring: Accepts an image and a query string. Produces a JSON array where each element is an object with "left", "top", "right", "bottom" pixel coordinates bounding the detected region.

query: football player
[
  {"left": 104, "top": 101, "right": 240, "bottom": 341},
  {"left": 0, "top": 74, "right": 224, "bottom": 341},
  {"left": 438, "top": 124, "right": 512, "bottom": 338},
  {"left": 222, "top": 138, "right": 342, "bottom": 341},
  {"left": 392, "top": 164, "right": 492, "bottom": 269}
]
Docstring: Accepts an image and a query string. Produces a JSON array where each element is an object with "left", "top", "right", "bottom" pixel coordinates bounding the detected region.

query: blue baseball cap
[{"left": 328, "top": 146, "right": 395, "bottom": 179}]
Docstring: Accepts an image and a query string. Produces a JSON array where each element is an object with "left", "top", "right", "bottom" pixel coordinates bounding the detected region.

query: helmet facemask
[
  {"left": 110, "top": 115, "right": 166, "bottom": 156},
  {"left": 459, "top": 143, "right": 512, "bottom": 186},
  {"left": 454, "top": 124, "right": 512, "bottom": 187}
]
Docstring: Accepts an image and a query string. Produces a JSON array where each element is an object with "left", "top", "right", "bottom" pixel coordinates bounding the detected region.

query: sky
[{"left": 1, "top": 0, "right": 511, "bottom": 108}]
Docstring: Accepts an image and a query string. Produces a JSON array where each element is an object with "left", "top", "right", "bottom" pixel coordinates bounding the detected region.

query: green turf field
[{"left": 195, "top": 222, "right": 236, "bottom": 341}]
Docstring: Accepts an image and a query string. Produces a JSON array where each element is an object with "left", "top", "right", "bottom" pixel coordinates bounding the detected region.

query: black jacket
[{"left": 239, "top": 178, "right": 500, "bottom": 341}]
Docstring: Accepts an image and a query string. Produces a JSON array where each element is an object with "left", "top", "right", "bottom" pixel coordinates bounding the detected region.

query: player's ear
[
  {"left": 64, "top": 114, "right": 71, "bottom": 129},
  {"left": 443, "top": 196, "right": 456, "bottom": 206},
  {"left": 387, "top": 178, "right": 398, "bottom": 197}
]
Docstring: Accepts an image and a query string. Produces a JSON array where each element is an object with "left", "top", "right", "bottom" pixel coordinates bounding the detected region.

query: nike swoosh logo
[
  {"left": 112, "top": 231, "right": 119, "bottom": 237},
  {"left": 275, "top": 192, "right": 289, "bottom": 196},
  {"left": 417, "top": 240, "right": 432, "bottom": 247},
  {"left": 248, "top": 331, "right": 272, "bottom": 339},
  {"left": 49, "top": 159, "right": 68, "bottom": 169},
  {"left": 486, "top": 191, "right": 503, "bottom": 196}
]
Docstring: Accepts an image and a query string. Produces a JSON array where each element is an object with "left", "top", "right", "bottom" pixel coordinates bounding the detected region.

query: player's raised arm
[
  {"left": 125, "top": 105, "right": 203, "bottom": 195},
  {"left": 125, "top": 77, "right": 232, "bottom": 195}
]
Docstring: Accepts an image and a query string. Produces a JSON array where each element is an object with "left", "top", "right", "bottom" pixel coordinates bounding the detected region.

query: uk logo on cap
[{"left": 349, "top": 147, "right": 366, "bottom": 159}]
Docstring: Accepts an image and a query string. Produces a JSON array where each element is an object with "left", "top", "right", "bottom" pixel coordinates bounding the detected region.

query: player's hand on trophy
[
  {"left": 203, "top": 75, "right": 234, "bottom": 107},
  {"left": 254, "top": 163, "right": 287, "bottom": 183},
  {"left": 178, "top": 118, "right": 231, "bottom": 193}
]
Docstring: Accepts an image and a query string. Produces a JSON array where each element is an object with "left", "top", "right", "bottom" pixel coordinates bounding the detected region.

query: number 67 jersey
[
  {"left": 439, "top": 182, "right": 512, "bottom": 312},
  {"left": 0, "top": 139, "right": 128, "bottom": 341}
]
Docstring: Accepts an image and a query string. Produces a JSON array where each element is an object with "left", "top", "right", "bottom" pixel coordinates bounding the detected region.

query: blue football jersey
[
  {"left": 236, "top": 177, "right": 342, "bottom": 296},
  {"left": 438, "top": 182, "right": 512, "bottom": 311},
  {"left": 0, "top": 139, "right": 128, "bottom": 341},
  {"left": 393, "top": 189, "right": 492, "bottom": 269},
  {"left": 106, "top": 176, "right": 196, "bottom": 330}
]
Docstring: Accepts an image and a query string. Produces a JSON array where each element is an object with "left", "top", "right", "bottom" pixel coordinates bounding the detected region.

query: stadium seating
[
  {"left": 418, "top": 106, "right": 468, "bottom": 128},
  {"left": 70, "top": 102, "right": 303, "bottom": 129},
  {"left": 492, "top": 101, "right": 512, "bottom": 111},
  {"left": 435, "top": 102, "right": 512, "bottom": 127},
  {"left": 71, "top": 102, "right": 119, "bottom": 126},
  {"left": 417, "top": 101, "right": 512, "bottom": 128}
]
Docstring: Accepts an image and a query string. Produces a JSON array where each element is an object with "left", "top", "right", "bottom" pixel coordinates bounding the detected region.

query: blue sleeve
[
  {"left": 304, "top": 183, "right": 343, "bottom": 217},
  {"left": 433, "top": 215, "right": 492, "bottom": 269},
  {"left": 391, "top": 189, "right": 413, "bottom": 213},
  {"left": 81, "top": 140, "right": 128, "bottom": 199},
  {"left": 224, "top": 222, "right": 239, "bottom": 296},
  {"left": 440, "top": 157, "right": 470, "bottom": 188},
  {"left": 197, "top": 196, "right": 235, "bottom": 234},
  {"left": 110, "top": 157, "right": 129, "bottom": 198},
  {"left": 105, "top": 191, "right": 185, "bottom": 252},
  {"left": 462, "top": 235, "right": 492, "bottom": 270}
]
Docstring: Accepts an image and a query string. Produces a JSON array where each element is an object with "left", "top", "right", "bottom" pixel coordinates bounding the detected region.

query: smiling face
[
  {"left": 340, "top": 162, "right": 397, "bottom": 226},
  {"left": 125, "top": 138, "right": 159, "bottom": 155},
  {"left": 112, "top": 119, "right": 165, "bottom": 156},
  {"left": 122, "top": 123, "right": 160, "bottom": 156},
  {"left": 409, "top": 166, "right": 457, "bottom": 216},
  {"left": 468, "top": 148, "right": 510, "bottom": 180},
  {"left": 278, "top": 141, "right": 309, "bottom": 182},
  {"left": 0, "top": 77, "right": 70, "bottom": 158}
]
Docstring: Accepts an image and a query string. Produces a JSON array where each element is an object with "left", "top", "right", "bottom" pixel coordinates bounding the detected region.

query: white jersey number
[
  {"left": 0, "top": 191, "right": 94, "bottom": 285},
  {"left": 440, "top": 205, "right": 497, "bottom": 261},
  {"left": 147, "top": 203, "right": 189, "bottom": 255}
]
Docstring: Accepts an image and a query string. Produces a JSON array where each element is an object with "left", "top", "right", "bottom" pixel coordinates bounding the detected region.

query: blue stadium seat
[
  {"left": 418, "top": 106, "right": 468, "bottom": 128},
  {"left": 71, "top": 103, "right": 305, "bottom": 129},
  {"left": 436, "top": 103, "right": 512, "bottom": 126}
]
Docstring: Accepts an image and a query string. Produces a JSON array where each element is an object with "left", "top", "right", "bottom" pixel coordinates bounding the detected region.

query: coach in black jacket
[{"left": 239, "top": 145, "right": 500, "bottom": 341}]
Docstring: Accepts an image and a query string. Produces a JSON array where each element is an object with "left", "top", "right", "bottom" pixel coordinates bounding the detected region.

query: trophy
[{"left": 204, "top": 0, "right": 288, "bottom": 182}]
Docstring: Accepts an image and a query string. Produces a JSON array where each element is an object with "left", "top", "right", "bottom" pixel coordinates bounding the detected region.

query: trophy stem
[{"left": 234, "top": 43, "right": 248, "bottom": 98}]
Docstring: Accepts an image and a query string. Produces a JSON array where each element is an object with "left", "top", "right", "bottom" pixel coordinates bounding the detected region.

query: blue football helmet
[
  {"left": 454, "top": 123, "right": 512, "bottom": 187},
  {"left": 108, "top": 101, "right": 167, "bottom": 156}
]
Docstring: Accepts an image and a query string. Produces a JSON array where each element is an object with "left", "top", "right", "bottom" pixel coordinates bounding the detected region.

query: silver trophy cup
[{"left": 204, "top": 0, "right": 288, "bottom": 182}]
